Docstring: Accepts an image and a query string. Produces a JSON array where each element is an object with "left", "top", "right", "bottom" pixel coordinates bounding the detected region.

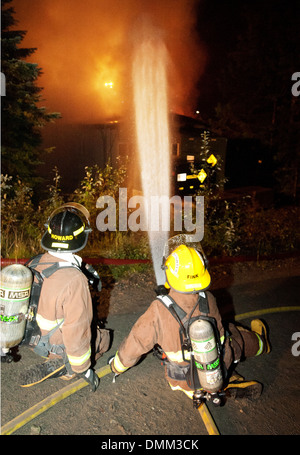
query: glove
[
  {"left": 155, "top": 285, "right": 169, "bottom": 296},
  {"left": 107, "top": 355, "right": 119, "bottom": 383},
  {"left": 81, "top": 368, "right": 100, "bottom": 392},
  {"left": 81, "top": 263, "right": 102, "bottom": 292},
  {"left": 85, "top": 264, "right": 102, "bottom": 292}
]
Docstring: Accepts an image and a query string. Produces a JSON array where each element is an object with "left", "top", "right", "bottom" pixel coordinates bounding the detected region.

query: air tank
[
  {"left": 190, "top": 318, "right": 223, "bottom": 393},
  {"left": 0, "top": 264, "right": 32, "bottom": 349}
]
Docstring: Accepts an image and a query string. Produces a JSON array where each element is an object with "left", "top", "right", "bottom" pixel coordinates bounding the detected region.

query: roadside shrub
[
  {"left": 202, "top": 195, "right": 300, "bottom": 258},
  {"left": 1, "top": 174, "right": 40, "bottom": 258},
  {"left": 202, "top": 196, "right": 248, "bottom": 257},
  {"left": 1, "top": 163, "right": 299, "bottom": 264},
  {"left": 238, "top": 205, "right": 300, "bottom": 258},
  {"left": 1, "top": 168, "right": 67, "bottom": 258}
]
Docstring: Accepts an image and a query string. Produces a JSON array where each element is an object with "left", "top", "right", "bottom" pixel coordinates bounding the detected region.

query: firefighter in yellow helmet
[
  {"left": 109, "top": 241, "right": 270, "bottom": 401},
  {"left": 164, "top": 244, "right": 211, "bottom": 293}
]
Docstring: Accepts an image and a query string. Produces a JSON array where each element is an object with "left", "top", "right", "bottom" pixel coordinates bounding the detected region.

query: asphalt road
[
  {"left": 208, "top": 275, "right": 300, "bottom": 435},
  {"left": 1, "top": 274, "right": 300, "bottom": 438}
]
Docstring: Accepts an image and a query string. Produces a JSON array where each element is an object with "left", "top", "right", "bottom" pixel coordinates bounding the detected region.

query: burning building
[
  {"left": 10, "top": 1, "right": 269, "bottom": 203},
  {"left": 39, "top": 113, "right": 227, "bottom": 196},
  {"left": 11, "top": 0, "right": 210, "bottom": 195}
]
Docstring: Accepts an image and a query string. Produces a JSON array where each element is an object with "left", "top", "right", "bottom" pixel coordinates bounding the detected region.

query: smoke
[{"left": 11, "top": 0, "right": 206, "bottom": 123}]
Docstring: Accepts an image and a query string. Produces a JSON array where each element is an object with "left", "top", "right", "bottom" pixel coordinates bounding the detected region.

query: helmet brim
[
  {"left": 41, "top": 230, "right": 90, "bottom": 253},
  {"left": 165, "top": 267, "right": 211, "bottom": 294}
]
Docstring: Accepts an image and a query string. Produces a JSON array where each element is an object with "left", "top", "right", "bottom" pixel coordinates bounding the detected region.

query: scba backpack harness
[
  {"left": 156, "top": 291, "right": 226, "bottom": 407},
  {"left": 21, "top": 254, "right": 81, "bottom": 372},
  {"left": 22, "top": 254, "right": 101, "bottom": 373}
]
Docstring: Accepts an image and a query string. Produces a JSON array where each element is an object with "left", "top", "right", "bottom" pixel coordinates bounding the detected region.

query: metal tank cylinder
[
  {"left": 0, "top": 264, "right": 33, "bottom": 349},
  {"left": 190, "top": 318, "right": 223, "bottom": 393}
]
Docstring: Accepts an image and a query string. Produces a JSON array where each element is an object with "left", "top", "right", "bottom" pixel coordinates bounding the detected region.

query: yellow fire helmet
[{"left": 164, "top": 244, "right": 211, "bottom": 293}]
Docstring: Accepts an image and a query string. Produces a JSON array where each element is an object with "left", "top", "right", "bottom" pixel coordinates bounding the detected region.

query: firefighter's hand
[
  {"left": 108, "top": 355, "right": 120, "bottom": 382},
  {"left": 84, "top": 263, "right": 102, "bottom": 291},
  {"left": 155, "top": 285, "right": 169, "bottom": 296},
  {"left": 108, "top": 355, "right": 117, "bottom": 373},
  {"left": 81, "top": 368, "right": 100, "bottom": 392}
]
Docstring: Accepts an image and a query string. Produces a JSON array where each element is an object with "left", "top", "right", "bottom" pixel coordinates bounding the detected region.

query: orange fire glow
[{"left": 11, "top": 0, "right": 206, "bottom": 123}]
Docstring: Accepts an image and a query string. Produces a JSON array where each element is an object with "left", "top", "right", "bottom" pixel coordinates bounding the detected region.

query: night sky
[{"left": 196, "top": 0, "right": 300, "bottom": 118}]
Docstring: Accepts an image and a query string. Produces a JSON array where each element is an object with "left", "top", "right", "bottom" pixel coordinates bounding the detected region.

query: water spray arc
[{"left": 132, "top": 23, "right": 171, "bottom": 285}]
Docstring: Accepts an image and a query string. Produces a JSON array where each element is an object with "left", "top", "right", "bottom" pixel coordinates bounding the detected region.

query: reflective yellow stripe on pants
[
  {"left": 113, "top": 351, "right": 129, "bottom": 373},
  {"left": 36, "top": 314, "right": 90, "bottom": 367},
  {"left": 68, "top": 348, "right": 91, "bottom": 367}
]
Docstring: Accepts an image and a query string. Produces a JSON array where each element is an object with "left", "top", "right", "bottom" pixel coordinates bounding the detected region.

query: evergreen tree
[{"left": 1, "top": 0, "right": 60, "bottom": 187}]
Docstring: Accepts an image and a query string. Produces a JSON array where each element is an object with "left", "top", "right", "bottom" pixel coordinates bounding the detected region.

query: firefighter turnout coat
[
  {"left": 33, "top": 252, "right": 93, "bottom": 374},
  {"left": 112, "top": 288, "right": 232, "bottom": 395}
]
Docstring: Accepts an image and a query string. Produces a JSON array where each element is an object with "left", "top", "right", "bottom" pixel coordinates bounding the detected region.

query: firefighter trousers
[{"left": 223, "top": 322, "right": 266, "bottom": 369}]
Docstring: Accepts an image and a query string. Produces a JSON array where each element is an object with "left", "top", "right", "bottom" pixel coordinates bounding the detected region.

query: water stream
[{"left": 132, "top": 23, "right": 170, "bottom": 285}]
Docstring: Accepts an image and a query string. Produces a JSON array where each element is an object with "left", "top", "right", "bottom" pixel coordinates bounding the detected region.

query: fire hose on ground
[{"left": 1, "top": 305, "right": 300, "bottom": 436}]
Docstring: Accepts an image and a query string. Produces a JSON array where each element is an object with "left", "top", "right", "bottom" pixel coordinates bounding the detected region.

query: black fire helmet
[{"left": 41, "top": 202, "right": 92, "bottom": 253}]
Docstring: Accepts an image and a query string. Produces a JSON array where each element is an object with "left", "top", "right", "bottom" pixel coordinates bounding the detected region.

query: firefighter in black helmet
[{"left": 20, "top": 203, "right": 111, "bottom": 390}]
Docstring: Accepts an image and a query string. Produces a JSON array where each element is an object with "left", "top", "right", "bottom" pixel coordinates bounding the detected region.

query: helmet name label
[{"left": 50, "top": 234, "right": 74, "bottom": 241}]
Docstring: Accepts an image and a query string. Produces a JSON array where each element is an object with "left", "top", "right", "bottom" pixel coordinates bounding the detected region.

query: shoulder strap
[
  {"left": 197, "top": 291, "right": 210, "bottom": 315},
  {"left": 26, "top": 254, "right": 81, "bottom": 278},
  {"left": 157, "top": 293, "right": 211, "bottom": 345},
  {"left": 157, "top": 294, "right": 199, "bottom": 344},
  {"left": 25, "top": 254, "right": 43, "bottom": 267},
  {"left": 22, "top": 255, "right": 81, "bottom": 346},
  {"left": 40, "top": 262, "right": 81, "bottom": 278},
  {"left": 156, "top": 294, "right": 187, "bottom": 321},
  {"left": 157, "top": 293, "right": 210, "bottom": 326}
]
